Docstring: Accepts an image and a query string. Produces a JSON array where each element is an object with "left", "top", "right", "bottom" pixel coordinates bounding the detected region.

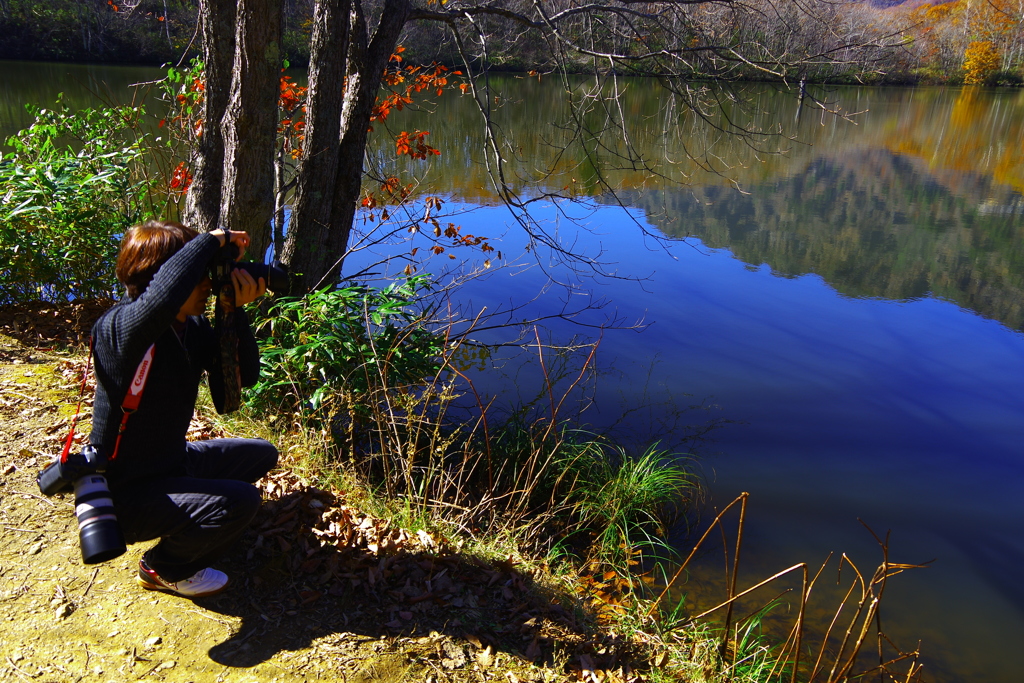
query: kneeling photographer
[{"left": 83, "top": 220, "right": 276, "bottom": 597}]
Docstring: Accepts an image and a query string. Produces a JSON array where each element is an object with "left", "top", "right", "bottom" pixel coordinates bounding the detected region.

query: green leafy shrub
[
  {"left": 0, "top": 0, "right": 198, "bottom": 63},
  {"left": 0, "top": 100, "right": 147, "bottom": 304},
  {"left": 988, "top": 70, "right": 1024, "bottom": 87},
  {"left": 247, "top": 276, "right": 446, "bottom": 426}
]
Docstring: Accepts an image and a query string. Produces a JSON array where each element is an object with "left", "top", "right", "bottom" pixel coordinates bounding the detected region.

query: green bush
[
  {"left": 0, "top": 0, "right": 198, "bottom": 63},
  {"left": 988, "top": 70, "right": 1024, "bottom": 87},
  {"left": 536, "top": 434, "right": 694, "bottom": 567},
  {"left": 567, "top": 441, "right": 694, "bottom": 562},
  {"left": 247, "top": 277, "right": 446, "bottom": 425},
  {"left": 0, "top": 100, "right": 147, "bottom": 304}
]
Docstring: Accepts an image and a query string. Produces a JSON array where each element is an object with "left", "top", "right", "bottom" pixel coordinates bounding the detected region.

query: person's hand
[
  {"left": 209, "top": 229, "right": 251, "bottom": 260},
  {"left": 230, "top": 268, "right": 267, "bottom": 308}
]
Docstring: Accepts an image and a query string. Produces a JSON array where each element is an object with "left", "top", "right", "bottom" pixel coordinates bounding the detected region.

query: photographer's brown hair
[{"left": 116, "top": 220, "right": 199, "bottom": 299}]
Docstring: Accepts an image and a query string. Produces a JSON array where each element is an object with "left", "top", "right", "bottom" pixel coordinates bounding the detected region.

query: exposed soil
[{"left": 0, "top": 303, "right": 658, "bottom": 683}]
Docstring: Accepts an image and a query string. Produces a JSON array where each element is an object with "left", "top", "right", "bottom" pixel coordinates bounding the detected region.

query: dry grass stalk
[{"left": 648, "top": 493, "right": 927, "bottom": 682}]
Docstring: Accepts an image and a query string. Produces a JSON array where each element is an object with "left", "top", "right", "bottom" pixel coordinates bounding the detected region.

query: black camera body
[
  {"left": 209, "top": 242, "right": 289, "bottom": 295},
  {"left": 37, "top": 445, "right": 126, "bottom": 565},
  {"left": 37, "top": 444, "right": 105, "bottom": 495}
]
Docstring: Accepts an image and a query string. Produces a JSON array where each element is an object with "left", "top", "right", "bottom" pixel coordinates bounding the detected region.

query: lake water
[{"left": 3, "top": 62, "right": 1023, "bottom": 682}]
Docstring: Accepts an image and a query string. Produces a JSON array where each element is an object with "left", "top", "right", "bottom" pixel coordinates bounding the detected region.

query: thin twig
[
  {"left": 721, "top": 491, "right": 748, "bottom": 659},
  {"left": 685, "top": 563, "right": 807, "bottom": 624},
  {"left": 5, "top": 657, "right": 34, "bottom": 681},
  {"left": 82, "top": 567, "right": 100, "bottom": 597},
  {"left": 13, "top": 490, "right": 56, "bottom": 507}
]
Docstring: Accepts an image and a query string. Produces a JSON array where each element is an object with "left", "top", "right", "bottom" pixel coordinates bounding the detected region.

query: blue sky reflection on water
[{"left": 390, "top": 198, "right": 1024, "bottom": 681}]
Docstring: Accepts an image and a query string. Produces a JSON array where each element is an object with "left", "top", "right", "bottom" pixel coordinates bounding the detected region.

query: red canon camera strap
[
  {"left": 60, "top": 339, "right": 94, "bottom": 463},
  {"left": 61, "top": 342, "right": 156, "bottom": 464},
  {"left": 122, "top": 344, "right": 155, "bottom": 412},
  {"left": 110, "top": 343, "right": 156, "bottom": 461}
]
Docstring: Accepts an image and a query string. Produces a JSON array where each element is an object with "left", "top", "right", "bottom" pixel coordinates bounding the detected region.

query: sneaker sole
[{"left": 136, "top": 575, "right": 229, "bottom": 598}]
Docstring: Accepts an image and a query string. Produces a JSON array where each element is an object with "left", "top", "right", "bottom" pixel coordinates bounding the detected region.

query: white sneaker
[{"left": 137, "top": 560, "right": 230, "bottom": 597}]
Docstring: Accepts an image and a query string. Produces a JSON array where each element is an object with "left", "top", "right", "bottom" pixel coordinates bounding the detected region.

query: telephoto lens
[
  {"left": 210, "top": 242, "right": 290, "bottom": 294},
  {"left": 73, "top": 474, "right": 126, "bottom": 564},
  {"left": 238, "top": 259, "right": 290, "bottom": 293}
]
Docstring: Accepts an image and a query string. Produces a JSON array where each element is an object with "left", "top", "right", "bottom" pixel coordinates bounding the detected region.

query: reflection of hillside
[
  {"left": 390, "top": 81, "right": 1023, "bottom": 206},
  {"left": 617, "top": 149, "right": 1024, "bottom": 330},
  {"left": 883, "top": 87, "right": 1024, "bottom": 194}
]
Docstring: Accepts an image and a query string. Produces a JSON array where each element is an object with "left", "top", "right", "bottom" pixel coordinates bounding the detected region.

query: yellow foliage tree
[
  {"left": 962, "top": 40, "right": 1000, "bottom": 84},
  {"left": 907, "top": 0, "right": 1022, "bottom": 81}
]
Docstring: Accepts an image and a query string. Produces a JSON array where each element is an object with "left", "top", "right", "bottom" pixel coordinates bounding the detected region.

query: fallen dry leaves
[
  {"left": 230, "top": 467, "right": 653, "bottom": 681},
  {"left": 0, "top": 299, "right": 112, "bottom": 351}
]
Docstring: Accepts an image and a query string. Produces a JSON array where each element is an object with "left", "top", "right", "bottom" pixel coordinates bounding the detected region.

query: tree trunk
[
  {"left": 326, "top": 0, "right": 411, "bottom": 283},
  {"left": 219, "top": 0, "right": 283, "bottom": 259},
  {"left": 281, "top": 0, "right": 352, "bottom": 286},
  {"left": 284, "top": 0, "right": 410, "bottom": 292},
  {"left": 183, "top": 0, "right": 236, "bottom": 234}
]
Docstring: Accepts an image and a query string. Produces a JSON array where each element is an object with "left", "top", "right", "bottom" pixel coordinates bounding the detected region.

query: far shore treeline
[{"left": 0, "top": 0, "right": 1021, "bottom": 86}]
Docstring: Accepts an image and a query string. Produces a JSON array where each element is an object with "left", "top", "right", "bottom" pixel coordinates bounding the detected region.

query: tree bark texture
[
  {"left": 183, "top": 0, "right": 236, "bottom": 234},
  {"left": 281, "top": 0, "right": 352, "bottom": 287},
  {"left": 285, "top": 0, "right": 411, "bottom": 292},
  {"left": 219, "top": 0, "right": 283, "bottom": 260}
]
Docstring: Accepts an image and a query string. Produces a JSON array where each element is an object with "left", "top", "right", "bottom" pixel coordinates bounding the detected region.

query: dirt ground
[{"left": 0, "top": 303, "right": 656, "bottom": 683}]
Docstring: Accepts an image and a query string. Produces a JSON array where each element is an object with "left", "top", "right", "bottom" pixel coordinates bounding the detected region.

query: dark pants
[{"left": 113, "top": 438, "right": 278, "bottom": 582}]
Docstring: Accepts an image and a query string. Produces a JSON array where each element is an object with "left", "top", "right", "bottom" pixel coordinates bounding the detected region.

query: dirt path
[{"left": 0, "top": 320, "right": 654, "bottom": 683}]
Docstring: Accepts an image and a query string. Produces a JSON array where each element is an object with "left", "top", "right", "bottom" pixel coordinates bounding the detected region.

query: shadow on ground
[{"left": 198, "top": 481, "right": 644, "bottom": 678}]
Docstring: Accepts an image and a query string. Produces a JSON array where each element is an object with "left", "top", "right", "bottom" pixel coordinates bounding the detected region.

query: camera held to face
[
  {"left": 36, "top": 445, "right": 127, "bottom": 565},
  {"left": 209, "top": 242, "right": 289, "bottom": 298}
]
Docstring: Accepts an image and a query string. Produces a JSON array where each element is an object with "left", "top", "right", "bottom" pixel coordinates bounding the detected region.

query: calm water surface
[{"left": 3, "top": 62, "right": 1023, "bottom": 682}]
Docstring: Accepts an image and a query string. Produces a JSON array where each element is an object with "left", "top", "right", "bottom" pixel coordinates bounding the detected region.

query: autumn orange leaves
[{"left": 162, "top": 48, "right": 468, "bottom": 208}]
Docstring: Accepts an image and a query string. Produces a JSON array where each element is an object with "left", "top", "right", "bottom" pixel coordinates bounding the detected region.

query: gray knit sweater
[{"left": 88, "top": 233, "right": 260, "bottom": 489}]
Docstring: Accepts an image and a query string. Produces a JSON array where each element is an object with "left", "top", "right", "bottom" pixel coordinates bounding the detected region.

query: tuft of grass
[{"left": 559, "top": 439, "right": 696, "bottom": 568}]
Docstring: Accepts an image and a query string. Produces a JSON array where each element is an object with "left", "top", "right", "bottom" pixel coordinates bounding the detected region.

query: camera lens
[
  {"left": 73, "top": 475, "right": 126, "bottom": 565},
  {"left": 236, "top": 260, "right": 290, "bottom": 294}
]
